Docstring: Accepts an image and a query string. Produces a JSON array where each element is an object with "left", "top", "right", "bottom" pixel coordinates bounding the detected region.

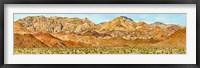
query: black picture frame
[{"left": 0, "top": 0, "right": 198, "bottom": 68}]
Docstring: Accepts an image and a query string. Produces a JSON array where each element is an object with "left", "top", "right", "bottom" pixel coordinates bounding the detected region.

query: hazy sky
[{"left": 14, "top": 14, "right": 186, "bottom": 25}]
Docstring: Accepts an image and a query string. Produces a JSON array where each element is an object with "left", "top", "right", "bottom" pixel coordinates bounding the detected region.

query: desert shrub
[{"left": 14, "top": 46, "right": 186, "bottom": 54}]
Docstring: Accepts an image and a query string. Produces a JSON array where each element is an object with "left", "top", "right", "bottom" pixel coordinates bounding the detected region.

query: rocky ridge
[{"left": 14, "top": 16, "right": 186, "bottom": 48}]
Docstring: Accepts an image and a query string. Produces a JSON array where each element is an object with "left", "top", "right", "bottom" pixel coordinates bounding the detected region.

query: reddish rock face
[
  {"left": 14, "top": 16, "right": 186, "bottom": 48},
  {"left": 154, "top": 28, "right": 186, "bottom": 48},
  {"left": 14, "top": 33, "right": 48, "bottom": 48},
  {"left": 81, "top": 31, "right": 111, "bottom": 38}
]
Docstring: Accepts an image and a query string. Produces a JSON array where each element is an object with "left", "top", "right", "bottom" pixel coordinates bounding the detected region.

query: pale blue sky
[{"left": 14, "top": 14, "right": 186, "bottom": 25}]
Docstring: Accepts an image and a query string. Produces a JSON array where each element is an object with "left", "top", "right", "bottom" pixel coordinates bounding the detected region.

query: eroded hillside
[{"left": 14, "top": 16, "right": 186, "bottom": 48}]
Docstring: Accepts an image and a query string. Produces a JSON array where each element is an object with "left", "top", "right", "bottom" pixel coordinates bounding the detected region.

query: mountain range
[{"left": 14, "top": 16, "right": 186, "bottom": 48}]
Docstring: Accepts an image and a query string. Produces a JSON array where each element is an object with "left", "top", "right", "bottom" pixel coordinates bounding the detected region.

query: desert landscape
[{"left": 14, "top": 15, "right": 186, "bottom": 54}]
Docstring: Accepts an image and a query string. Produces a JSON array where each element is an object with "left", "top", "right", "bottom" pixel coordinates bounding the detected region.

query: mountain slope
[
  {"left": 14, "top": 16, "right": 186, "bottom": 48},
  {"left": 33, "top": 32, "right": 66, "bottom": 48},
  {"left": 98, "top": 16, "right": 136, "bottom": 32},
  {"left": 14, "top": 21, "right": 30, "bottom": 34},
  {"left": 14, "top": 33, "right": 48, "bottom": 48},
  {"left": 154, "top": 28, "right": 186, "bottom": 47},
  {"left": 16, "top": 16, "right": 95, "bottom": 34}
]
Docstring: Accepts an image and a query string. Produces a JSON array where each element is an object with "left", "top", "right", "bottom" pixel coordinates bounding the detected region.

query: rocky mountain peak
[
  {"left": 113, "top": 16, "right": 134, "bottom": 23},
  {"left": 14, "top": 16, "right": 96, "bottom": 34},
  {"left": 99, "top": 16, "right": 136, "bottom": 32},
  {"left": 82, "top": 18, "right": 95, "bottom": 26},
  {"left": 137, "top": 21, "right": 148, "bottom": 26},
  {"left": 151, "top": 21, "right": 167, "bottom": 26}
]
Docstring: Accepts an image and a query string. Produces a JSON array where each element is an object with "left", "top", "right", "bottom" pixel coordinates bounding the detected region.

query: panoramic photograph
[{"left": 14, "top": 14, "right": 186, "bottom": 54}]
